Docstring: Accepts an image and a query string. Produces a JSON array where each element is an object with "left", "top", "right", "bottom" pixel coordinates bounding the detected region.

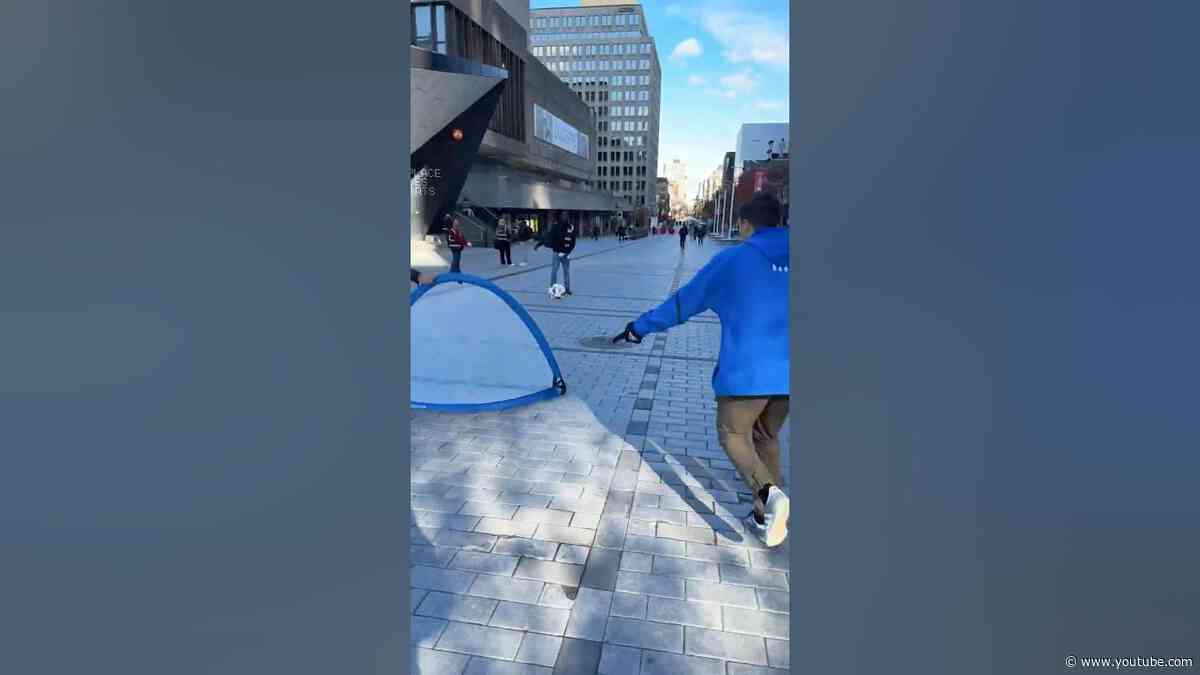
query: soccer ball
[{"left": 548, "top": 283, "right": 567, "bottom": 300}]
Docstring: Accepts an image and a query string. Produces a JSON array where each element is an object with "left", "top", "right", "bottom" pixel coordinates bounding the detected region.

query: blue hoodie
[{"left": 633, "top": 227, "right": 789, "bottom": 396}]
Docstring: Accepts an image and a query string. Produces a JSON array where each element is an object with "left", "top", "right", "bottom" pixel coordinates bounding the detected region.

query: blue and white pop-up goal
[{"left": 410, "top": 273, "right": 566, "bottom": 411}]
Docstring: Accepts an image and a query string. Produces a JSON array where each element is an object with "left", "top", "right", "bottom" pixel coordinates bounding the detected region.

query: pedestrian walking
[
  {"left": 445, "top": 214, "right": 470, "bottom": 273},
  {"left": 613, "top": 191, "right": 791, "bottom": 547},
  {"left": 697, "top": 225, "right": 706, "bottom": 247},
  {"left": 535, "top": 210, "right": 577, "bottom": 296},
  {"left": 678, "top": 223, "right": 689, "bottom": 250},
  {"left": 495, "top": 215, "right": 513, "bottom": 266}
]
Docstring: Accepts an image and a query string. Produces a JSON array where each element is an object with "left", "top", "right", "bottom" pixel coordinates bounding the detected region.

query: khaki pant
[{"left": 716, "top": 395, "right": 790, "bottom": 516}]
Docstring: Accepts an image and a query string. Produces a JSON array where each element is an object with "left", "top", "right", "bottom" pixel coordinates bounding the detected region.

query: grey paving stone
[
  {"left": 755, "top": 589, "right": 790, "bottom": 613},
  {"left": 765, "top": 639, "right": 789, "bottom": 670},
  {"left": 645, "top": 597, "right": 723, "bottom": 630},
  {"left": 516, "top": 633, "right": 564, "bottom": 668},
  {"left": 411, "top": 615, "right": 448, "bottom": 647},
  {"left": 556, "top": 544, "right": 591, "bottom": 565},
  {"left": 475, "top": 517, "right": 539, "bottom": 539},
  {"left": 460, "top": 501, "right": 520, "bottom": 519},
  {"left": 571, "top": 512, "right": 603, "bottom": 530},
  {"left": 726, "top": 663, "right": 789, "bottom": 675},
  {"left": 640, "top": 649, "right": 723, "bottom": 675},
  {"left": 497, "top": 492, "right": 554, "bottom": 508},
  {"left": 436, "top": 621, "right": 525, "bottom": 661},
  {"left": 490, "top": 600, "right": 572, "bottom": 636},
  {"left": 622, "top": 534, "right": 687, "bottom": 557},
  {"left": 493, "top": 537, "right": 559, "bottom": 560},
  {"left": 413, "top": 496, "right": 469, "bottom": 514},
  {"left": 619, "top": 551, "right": 654, "bottom": 573},
  {"left": 413, "top": 544, "right": 459, "bottom": 567},
  {"left": 610, "top": 592, "right": 648, "bottom": 620},
  {"left": 538, "top": 583, "right": 576, "bottom": 609},
  {"left": 416, "top": 591, "right": 499, "bottom": 625},
  {"left": 564, "top": 587, "right": 613, "bottom": 641},
  {"left": 553, "top": 637, "right": 603, "bottom": 675},
  {"left": 515, "top": 558, "right": 584, "bottom": 587},
  {"left": 468, "top": 574, "right": 545, "bottom": 603},
  {"left": 579, "top": 546, "right": 621, "bottom": 591},
  {"left": 614, "top": 571, "right": 685, "bottom": 599},
  {"left": 594, "top": 515, "right": 629, "bottom": 548},
  {"left": 464, "top": 656, "right": 554, "bottom": 675},
  {"left": 605, "top": 616, "right": 684, "bottom": 653},
  {"left": 598, "top": 643, "right": 641, "bottom": 675},
  {"left": 412, "top": 588, "right": 429, "bottom": 613},
  {"left": 651, "top": 556, "right": 720, "bottom": 581},
  {"left": 411, "top": 646, "right": 471, "bottom": 675},
  {"left": 534, "top": 524, "right": 597, "bottom": 547},
  {"left": 626, "top": 520, "right": 657, "bottom": 537},
  {"left": 657, "top": 523, "right": 717, "bottom": 545},
  {"left": 629, "top": 507, "right": 688, "bottom": 526},
  {"left": 683, "top": 626, "right": 768, "bottom": 665},
  {"left": 685, "top": 580, "right": 759, "bottom": 608},
  {"left": 718, "top": 564, "right": 789, "bottom": 591},
  {"left": 684, "top": 543, "right": 750, "bottom": 567},
  {"left": 748, "top": 548, "right": 790, "bottom": 572},
  {"left": 721, "top": 606, "right": 789, "bottom": 639},
  {"left": 412, "top": 565, "right": 476, "bottom": 594},
  {"left": 513, "top": 507, "right": 575, "bottom": 526},
  {"left": 435, "top": 529, "right": 500, "bottom": 552},
  {"left": 449, "top": 551, "right": 521, "bottom": 576},
  {"left": 414, "top": 511, "right": 484, "bottom": 532}
]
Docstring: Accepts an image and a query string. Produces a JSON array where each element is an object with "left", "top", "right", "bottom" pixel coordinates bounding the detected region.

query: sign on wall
[{"left": 534, "top": 104, "right": 589, "bottom": 159}]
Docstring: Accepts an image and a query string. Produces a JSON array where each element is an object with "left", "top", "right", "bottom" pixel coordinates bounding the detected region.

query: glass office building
[{"left": 529, "top": 1, "right": 662, "bottom": 217}]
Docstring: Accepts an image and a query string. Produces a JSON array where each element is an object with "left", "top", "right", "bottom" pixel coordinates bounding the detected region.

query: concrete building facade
[
  {"left": 410, "top": 0, "right": 613, "bottom": 248},
  {"left": 734, "top": 122, "right": 790, "bottom": 175},
  {"left": 528, "top": 1, "right": 662, "bottom": 221}
]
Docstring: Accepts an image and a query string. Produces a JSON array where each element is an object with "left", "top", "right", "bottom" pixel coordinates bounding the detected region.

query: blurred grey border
[
  {"left": 791, "top": 1, "right": 1199, "bottom": 673},
  {"left": 1, "top": 0, "right": 410, "bottom": 672}
]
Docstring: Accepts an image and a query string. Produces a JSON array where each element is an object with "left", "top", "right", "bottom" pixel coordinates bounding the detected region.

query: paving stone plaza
[{"left": 411, "top": 235, "right": 791, "bottom": 674}]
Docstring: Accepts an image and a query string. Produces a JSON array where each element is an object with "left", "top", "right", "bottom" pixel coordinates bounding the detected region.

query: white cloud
[
  {"left": 666, "top": 3, "right": 683, "bottom": 15},
  {"left": 719, "top": 71, "right": 760, "bottom": 95},
  {"left": 687, "top": 74, "right": 707, "bottom": 86},
  {"left": 670, "top": 37, "right": 703, "bottom": 62},
  {"left": 753, "top": 99, "right": 786, "bottom": 111},
  {"left": 697, "top": 7, "right": 789, "bottom": 69}
]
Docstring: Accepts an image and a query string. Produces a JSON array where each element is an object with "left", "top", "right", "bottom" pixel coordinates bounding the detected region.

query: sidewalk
[
  {"left": 413, "top": 235, "right": 637, "bottom": 283},
  {"left": 411, "top": 235, "right": 791, "bottom": 675}
]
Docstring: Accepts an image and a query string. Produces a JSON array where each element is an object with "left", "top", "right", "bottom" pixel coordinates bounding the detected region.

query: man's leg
[
  {"left": 550, "top": 254, "right": 560, "bottom": 285},
  {"left": 716, "top": 396, "right": 775, "bottom": 518},
  {"left": 562, "top": 256, "right": 571, "bottom": 292},
  {"left": 450, "top": 249, "right": 461, "bottom": 273},
  {"left": 752, "top": 396, "right": 790, "bottom": 488}
]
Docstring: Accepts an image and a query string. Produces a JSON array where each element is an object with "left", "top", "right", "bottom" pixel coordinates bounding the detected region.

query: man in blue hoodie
[{"left": 614, "top": 191, "right": 791, "bottom": 546}]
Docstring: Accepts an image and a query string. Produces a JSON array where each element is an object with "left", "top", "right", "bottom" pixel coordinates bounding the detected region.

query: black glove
[{"left": 612, "top": 322, "right": 643, "bottom": 344}]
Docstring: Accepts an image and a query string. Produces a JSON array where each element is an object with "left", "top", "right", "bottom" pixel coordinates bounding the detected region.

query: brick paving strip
[{"left": 411, "top": 237, "right": 791, "bottom": 674}]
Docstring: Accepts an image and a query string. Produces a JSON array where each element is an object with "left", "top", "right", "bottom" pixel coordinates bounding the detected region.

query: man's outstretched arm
[{"left": 629, "top": 258, "right": 722, "bottom": 338}]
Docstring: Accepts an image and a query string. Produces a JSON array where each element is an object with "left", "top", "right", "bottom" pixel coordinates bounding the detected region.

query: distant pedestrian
[
  {"left": 697, "top": 226, "right": 706, "bottom": 246},
  {"left": 678, "top": 223, "right": 689, "bottom": 250},
  {"left": 613, "top": 191, "right": 791, "bottom": 547},
  {"left": 495, "top": 215, "right": 513, "bottom": 266},
  {"left": 535, "top": 211, "right": 577, "bottom": 296},
  {"left": 445, "top": 214, "right": 470, "bottom": 273}
]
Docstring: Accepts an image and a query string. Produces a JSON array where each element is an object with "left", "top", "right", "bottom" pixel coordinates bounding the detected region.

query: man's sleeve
[{"left": 632, "top": 255, "right": 723, "bottom": 337}]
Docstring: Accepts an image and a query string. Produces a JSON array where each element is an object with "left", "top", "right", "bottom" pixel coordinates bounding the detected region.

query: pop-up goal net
[{"left": 410, "top": 273, "right": 566, "bottom": 411}]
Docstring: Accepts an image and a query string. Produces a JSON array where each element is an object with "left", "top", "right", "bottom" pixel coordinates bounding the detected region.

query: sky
[{"left": 530, "top": 0, "right": 790, "bottom": 202}]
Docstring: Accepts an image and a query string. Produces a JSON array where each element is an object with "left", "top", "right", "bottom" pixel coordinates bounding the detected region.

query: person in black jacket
[
  {"left": 678, "top": 223, "right": 689, "bottom": 250},
  {"left": 535, "top": 211, "right": 577, "bottom": 296},
  {"left": 494, "top": 215, "right": 513, "bottom": 266}
]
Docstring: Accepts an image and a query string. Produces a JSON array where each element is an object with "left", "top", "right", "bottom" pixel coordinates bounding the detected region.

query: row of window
[
  {"left": 597, "top": 120, "right": 651, "bottom": 133},
  {"left": 597, "top": 151, "right": 650, "bottom": 163},
  {"left": 611, "top": 90, "right": 650, "bottom": 102},
  {"left": 595, "top": 180, "right": 650, "bottom": 193},
  {"left": 577, "top": 89, "right": 652, "bottom": 104},
  {"left": 532, "top": 43, "right": 652, "bottom": 57},
  {"left": 531, "top": 31, "right": 643, "bottom": 43},
  {"left": 533, "top": 13, "right": 640, "bottom": 29},
  {"left": 547, "top": 59, "right": 652, "bottom": 73},
  {"left": 567, "top": 75, "right": 652, "bottom": 87},
  {"left": 597, "top": 135, "right": 649, "bottom": 148},
  {"left": 596, "top": 166, "right": 650, "bottom": 177}
]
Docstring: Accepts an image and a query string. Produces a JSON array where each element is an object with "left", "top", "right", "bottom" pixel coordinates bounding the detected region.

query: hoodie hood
[{"left": 744, "top": 227, "right": 790, "bottom": 268}]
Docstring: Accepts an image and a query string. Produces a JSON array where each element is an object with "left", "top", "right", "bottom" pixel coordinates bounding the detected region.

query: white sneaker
[{"left": 745, "top": 486, "right": 789, "bottom": 547}]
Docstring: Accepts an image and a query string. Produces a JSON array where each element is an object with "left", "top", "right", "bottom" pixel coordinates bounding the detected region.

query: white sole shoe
[{"left": 762, "top": 486, "right": 790, "bottom": 547}]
